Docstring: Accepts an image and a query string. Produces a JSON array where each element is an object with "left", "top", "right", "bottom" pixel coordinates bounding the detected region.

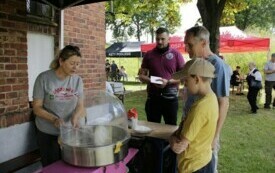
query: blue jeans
[{"left": 193, "top": 153, "right": 215, "bottom": 173}]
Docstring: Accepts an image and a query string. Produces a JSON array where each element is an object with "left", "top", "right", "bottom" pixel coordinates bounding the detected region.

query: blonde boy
[{"left": 170, "top": 59, "right": 218, "bottom": 173}]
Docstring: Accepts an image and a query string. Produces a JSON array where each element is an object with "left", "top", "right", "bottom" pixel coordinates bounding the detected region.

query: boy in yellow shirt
[{"left": 170, "top": 58, "right": 218, "bottom": 173}]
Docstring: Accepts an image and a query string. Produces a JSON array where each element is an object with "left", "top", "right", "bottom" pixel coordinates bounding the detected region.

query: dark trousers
[
  {"left": 264, "top": 81, "right": 275, "bottom": 107},
  {"left": 145, "top": 95, "right": 178, "bottom": 125},
  {"left": 247, "top": 87, "right": 260, "bottom": 112},
  {"left": 193, "top": 154, "right": 215, "bottom": 173},
  {"left": 36, "top": 129, "right": 61, "bottom": 167}
]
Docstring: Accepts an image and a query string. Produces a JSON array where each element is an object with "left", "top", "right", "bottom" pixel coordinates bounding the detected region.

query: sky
[{"left": 106, "top": 0, "right": 201, "bottom": 43}]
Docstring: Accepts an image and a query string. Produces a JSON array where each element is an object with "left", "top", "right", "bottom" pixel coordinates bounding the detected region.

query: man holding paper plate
[{"left": 139, "top": 27, "right": 185, "bottom": 125}]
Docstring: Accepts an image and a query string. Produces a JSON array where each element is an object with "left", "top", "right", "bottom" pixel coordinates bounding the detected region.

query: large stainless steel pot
[{"left": 60, "top": 125, "right": 130, "bottom": 167}]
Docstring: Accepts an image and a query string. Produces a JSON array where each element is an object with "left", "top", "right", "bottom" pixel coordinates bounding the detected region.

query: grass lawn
[{"left": 122, "top": 81, "right": 275, "bottom": 173}]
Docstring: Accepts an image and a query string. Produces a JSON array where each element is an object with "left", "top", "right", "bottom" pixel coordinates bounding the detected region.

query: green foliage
[
  {"left": 106, "top": 0, "right": 182, "bottom": 42},
  {"left": 225, "top": 52, "right": 268, "bottom": 76},
  {"left": 235, "top": 0, "right": 275, "bottom": 30},
  {"left": 221, "top": 0, "right": 248, "bottom": 25}
]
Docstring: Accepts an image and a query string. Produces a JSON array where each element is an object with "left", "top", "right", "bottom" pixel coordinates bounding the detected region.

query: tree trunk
[
  {"left": 197, "top": 0, "right": 226, "bottom": 54},
  {"left": 150, "top": 28, "right": 154, "bottom": 43},
  {"left": 137, "top": 23, "right": 141, "bottom": 42}
]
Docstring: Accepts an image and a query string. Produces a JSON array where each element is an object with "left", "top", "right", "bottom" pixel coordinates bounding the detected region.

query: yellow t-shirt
[{"left": 178, "top": 92, "right": 218, "bottom": 173}]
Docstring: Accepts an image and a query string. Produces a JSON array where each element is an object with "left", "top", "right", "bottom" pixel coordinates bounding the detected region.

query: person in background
[
  {"left": 246, "top": 62, "right": 262, "bottom": 114},
  {"left": 111, "top": 60, "right": 118, "bottom": 81},
  {"left": 170, "top": 58, "right": 218, "bottom": 173},
  {"left": 119, "top": 66, "right": 128, "bottom": 81},
  {"left": 231, "top": 66, "right": 244, "bottom": 95},
  {"left": 33, "top": 45, "right": 85, "bottom": 167},
  {"left": 263, "top": 53, "right": 275, "bottom": 109},
  {"left": 138, "top": 27, "right": 185, "bottom": 125},
  {"left": 105, "top": 59, "right": 111, "bottom": 81},
  {"left": 179, "top": 26, "right": 230, "bottom": 173}
]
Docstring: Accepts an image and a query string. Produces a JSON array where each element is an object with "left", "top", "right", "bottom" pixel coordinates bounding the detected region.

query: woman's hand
[
  {"left": 53, "top": 118, "right": 64, "bottom": 128},
  {"left": 71, "top": 115, "right": 80, "bottom": 128}
]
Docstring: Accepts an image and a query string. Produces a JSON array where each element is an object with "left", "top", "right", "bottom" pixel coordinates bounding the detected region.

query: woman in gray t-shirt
[{"left": 33, "top": 45, "right": 84, "bottom": 167}]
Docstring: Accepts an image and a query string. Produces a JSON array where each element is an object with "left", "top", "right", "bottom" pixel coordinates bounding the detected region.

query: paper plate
[{"left": 133, "top": 125, "right": 152, "bottom": 134}]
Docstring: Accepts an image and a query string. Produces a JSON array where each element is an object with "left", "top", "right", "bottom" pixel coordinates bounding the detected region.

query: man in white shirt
[{"left": 263, "top": 53, "right": 275, "bottom": 109}]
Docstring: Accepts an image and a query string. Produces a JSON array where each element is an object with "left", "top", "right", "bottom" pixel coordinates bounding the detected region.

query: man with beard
[{"left": 138, "top": 27, "right": 185, "bottom": 125}]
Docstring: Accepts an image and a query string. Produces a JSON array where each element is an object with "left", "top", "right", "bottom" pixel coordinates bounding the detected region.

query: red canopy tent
[{"left": 140, "top": 26, "right": 270, "bottom": 53}]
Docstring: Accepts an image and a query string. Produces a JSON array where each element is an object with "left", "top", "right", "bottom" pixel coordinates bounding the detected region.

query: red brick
[
  {"left": 19, "top": 37, "right": 27, "bottom": 42},
  {"left": 11, "top": 57, "right": 27, "bottom": 63},
  {"left": 18, "top": 91, "right": 28, "bottom": 97},
  {"left": 5, "top": 63, "right": 17, "bottom": 70},
  {"left": 6, "top": 105, "right": 18, "bottom": 112},
  {"left": 17, "top": 77, "right": 27, "bottom": 84},
  {"left": 0, "top": 99, "right": 12, "bottom": 106},
  {"left": 0, "top": 78, "right": 5, "bottom": 85},
  {"left": 0, "top": 85, "right": 11, "bottom": 92},
  {"left": 12, "top": 84, "right": 28, "bottom": 91},
  {"left": 10, "top": 43, "right": 27, "bottom": 50},
  {"left": 0, "top": 57, "right": 11, "bottom": 63},
  {"left": 12, "top": 98, "right": 23, "bottom": 105},
  {"left": 6, "top": 92, "right": 18, "bottom": 99},
  {"left": 17, "top": 50, "right": 27, "bottom": 56},
  {"left": 0, "top": 116, "right": 7, "bottom": 127},
  {"left": 6, "top": 78, "right": 16, "bottom": 84},
  {"left": 11, "top": 71, "right": 27, "bottom": 77},
  {"left": 0, "top": 93, "right": 6, "bottom": 99},
  {"left": 1, "top": 21, "right": 16, "bottom": 27},
  {"left": 17, "top": 64, "right": 27, "bottom": 70},
  {"left": 4, "top": 49, "right": 16, "bottom": 56}
]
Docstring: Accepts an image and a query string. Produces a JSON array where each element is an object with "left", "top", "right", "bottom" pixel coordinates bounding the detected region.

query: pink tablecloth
[{"left": 34, "top": 148, "right": 138, "bottom": 173}]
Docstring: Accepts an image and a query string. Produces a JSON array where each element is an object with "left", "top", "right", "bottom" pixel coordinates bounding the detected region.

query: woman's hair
[
  {"left": 248, "top": 61, "right": 256, "bottom": 68},
  {"left": 50, "top": 45, "right": 81, "bottom": 69}
]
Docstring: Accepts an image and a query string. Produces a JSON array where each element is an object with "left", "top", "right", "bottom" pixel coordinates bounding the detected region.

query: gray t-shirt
[
  {"left": 33, "top": 69, "right": 84, "bottom": 135},
  {"left": 183, "top": 55, "right": 230, "bottom": 119},
  {"left": 264, "top": 61, "right": 275, "bottom": 81}
]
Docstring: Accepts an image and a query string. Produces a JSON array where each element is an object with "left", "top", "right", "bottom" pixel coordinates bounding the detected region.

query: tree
[
  {"left": 195, "top": 0, "right": 253, "bottom": 53},
  {"left": 106, "top": 0, "right": 182, "bottom": 42},
  {"left": 196, "top": 0, "right": 227, "bottom": 54},
  {"left": 235, "top": 0, "right": 275, "bottom": 31}
]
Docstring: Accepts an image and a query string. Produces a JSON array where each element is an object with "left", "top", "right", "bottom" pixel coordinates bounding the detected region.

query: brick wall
[
  {"left": 0, "top": 1, "right": 106, "bottom": 128},
  {"left": 0, "top": 0, "right": 59, "bottom": 127},
  {"left": 64, "top": 3, "right": 106, "bottom": 91}
]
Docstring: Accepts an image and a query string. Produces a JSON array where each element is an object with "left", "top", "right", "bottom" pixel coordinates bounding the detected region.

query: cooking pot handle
[{"left": 114, "top": 141, "right": 123, "bottom": 154}]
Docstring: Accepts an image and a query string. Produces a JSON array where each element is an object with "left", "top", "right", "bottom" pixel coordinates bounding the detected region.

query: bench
[
  {"left": 0, "top": 121, "right": 41, "bottom": 173},
  {"left": 109, "top": 82, "right": 127, "bottom": 103}
]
